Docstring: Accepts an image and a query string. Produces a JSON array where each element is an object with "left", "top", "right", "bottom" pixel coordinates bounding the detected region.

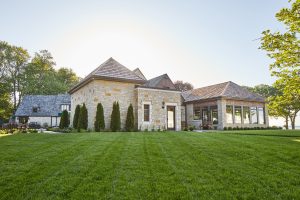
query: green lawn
[{"left": 0, "top": 130, "right": 300, "bottom": 199}]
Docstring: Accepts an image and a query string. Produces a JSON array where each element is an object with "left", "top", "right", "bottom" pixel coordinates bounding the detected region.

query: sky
[{"left": 1, "top": 0, "right": 298, "bottom": 126}]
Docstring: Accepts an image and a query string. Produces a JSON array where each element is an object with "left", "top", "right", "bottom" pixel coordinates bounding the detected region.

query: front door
[{"left": 167, "top": 106, "right": 176, "bottom": 130}]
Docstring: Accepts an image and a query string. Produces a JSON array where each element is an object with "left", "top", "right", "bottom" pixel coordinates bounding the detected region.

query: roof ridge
[{"left": 220, "top": 81, "right": 231, "bottom": 96}]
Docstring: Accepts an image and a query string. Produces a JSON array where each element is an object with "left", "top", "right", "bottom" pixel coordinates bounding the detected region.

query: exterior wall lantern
[{"left": 162, "top": 101, "right": 165, "bottom": 109}]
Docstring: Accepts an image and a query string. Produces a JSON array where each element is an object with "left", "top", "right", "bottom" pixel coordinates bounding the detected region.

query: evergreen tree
[
  {"left": 59, "top": 110, "right": 69, "bottom": 129},
  {"left": 111, "top": 101, "right": 121, "bottom": 131},
  {"left": 94, "top": 103, "right": 105, "bottom": 131},
  {"left": 116, "top": 102, "right": 121, "bottom": 131},
  {"left": 125, "top": 104, "right": 134, "bottom": 131},
  {"left": 78, "top": 103, "right": 88, "bottom": 130},
  {"left": 73, "top": 105, "right": 80, "bottom": 128}
]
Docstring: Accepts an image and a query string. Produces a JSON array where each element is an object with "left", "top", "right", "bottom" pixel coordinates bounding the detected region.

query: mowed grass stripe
[{"left": 27, "top": 133, "right": 125, "bottom": 200}]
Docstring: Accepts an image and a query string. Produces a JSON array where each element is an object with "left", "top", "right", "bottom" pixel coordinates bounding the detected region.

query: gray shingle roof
[
  {"left": 15, "top": 94, "right": 70, "bottom": 117},
  {"left": 69, "top": 58, "right": 146, "bottom": 93},
  {"left": 133, "top": 68, "right": 147, "bottom": 80},
  {"left": 141, "top": 74, "right": 177, "bottom": 90},
  {"left": 182, "top": 81, "right": 265, "bottom": 102}
]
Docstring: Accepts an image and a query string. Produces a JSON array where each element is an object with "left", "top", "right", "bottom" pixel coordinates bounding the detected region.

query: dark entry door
[{"left": 167, "top": 106, "right": 176, "bottom": 130}]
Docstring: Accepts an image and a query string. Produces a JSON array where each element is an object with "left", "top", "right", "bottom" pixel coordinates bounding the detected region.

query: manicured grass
[{"left": 0, "top": 130, "right": 299, "bottom": 199}]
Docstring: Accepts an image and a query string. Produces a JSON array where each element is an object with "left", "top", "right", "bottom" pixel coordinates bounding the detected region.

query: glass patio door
[{"left": 167, "top": 106, "right": 175, "bottom": 130}]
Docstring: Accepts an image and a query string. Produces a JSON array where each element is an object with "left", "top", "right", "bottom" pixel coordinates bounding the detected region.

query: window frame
[
  {"left": 193, "top": 106, "right": 201, "bottom": 120},
  {"left": 226, "top": 105, "right": 234, "bottom": 124},
  {"left": 143, "top": 103, "right": 151, "bottom": 123}
]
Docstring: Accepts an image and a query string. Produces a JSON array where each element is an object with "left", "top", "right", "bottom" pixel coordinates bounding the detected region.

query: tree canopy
[
  {"left": 174, "top": 80, "right": 194, "bottom": 92},
  {"left": 260, "top": 0, "right": 300, "bottom": 129}
]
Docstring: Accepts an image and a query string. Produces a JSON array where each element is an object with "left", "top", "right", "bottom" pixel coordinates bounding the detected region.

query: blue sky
[{"left": 0, "top": 0, "right": 289, "bottom": 88}]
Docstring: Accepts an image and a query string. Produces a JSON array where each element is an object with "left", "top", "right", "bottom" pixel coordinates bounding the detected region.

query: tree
[
  {"left": 174, "top": 80, "right": 194, "bottom": 91},
  {"left": 59, "top": 110, "right": 69, "bottom": 129},
  {"left": 0, "top": 82, "right": 13, "bottom": 122},
  {"left": 73, "top": 105, "right": 81, "bottom": 128},
  {"left": 125, "top": 104, "right": 134, "bottom": 131},
  {"left": 94, "top": 103, "right": 105, "bottom": 131},
  {"left": 78, "top": 103, "right": 88, "bottom": 130},
  {"left": 110, "top": 101, "right": 121, "bottom": 131},
  {"left": 261, "top": 0, "right": 300, "bottom": 129},
  {"left": 57, "top": 68, "right": 80, "bottom": 90},
  {"left": 0, "top": 41, "right": 30, "bottom": 109},
  {"left": 243, "top": 84, "right": 278, "bottom": 98}
]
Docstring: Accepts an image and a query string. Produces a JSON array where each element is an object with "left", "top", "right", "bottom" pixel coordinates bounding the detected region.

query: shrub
[
  {"left": 223, "top": 127, "right": 228, "bottom": 131},
  {"left": 189, "top": 126, "right": 194, "bottom": 131},
  {"left": 94, "top": 103, "right": 105, "bottom": 132},
  {"left": 111, "top": 101, "right": 121, "bottom": 132},
  {"left": 183, "top": 127, "right": 188, "bottom": 131},
  {"left": 78, "top": 103, "right": 88, "bottom": 131},
  {"left": 59, "top": 110, "right": 69, "bottom": 129},
  {"left": 228, "top": 127, "right": 232, "bottom": 130},
  {"left": 73, "top": 105, "right": 81, "bottom": 129},
  {"left": 125, "top": 104, "right": 134, "bottom": 132}
]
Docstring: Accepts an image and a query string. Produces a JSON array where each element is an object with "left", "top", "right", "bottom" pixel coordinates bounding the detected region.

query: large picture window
[
  {"left": 193, "top": 106, "right": 201, "bottom": 120},
  {"left": 243, "top": 106, "right": 250, "bottom": 124},
  {"left": 258, "top": 107, "right": 265, "bottom": 124},
  {"left": 250, "top": 107, "right": 258, "bottom": 124},
  {"left": 226, "top": 105, "right": 233, "bottom": 123},
  {"left": 202, "top": 108, "right": 209, "bottom": 123},
  {"left": 144, "top": 104, "right": 150, "bottom": 122},
  {"left": 234, "top": 106, "right": 242, "bottom": 124},
  {"left": 211, "top": 107, "right": 218, "bottom": 125}
]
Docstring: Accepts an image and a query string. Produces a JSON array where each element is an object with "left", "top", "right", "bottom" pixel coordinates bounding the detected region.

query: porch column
[
  {"left": 264, "top": 103, "right": 269, "bottom": 127},
  {"left": 217, "top": 99, "right": 226, "bottom": 130}
]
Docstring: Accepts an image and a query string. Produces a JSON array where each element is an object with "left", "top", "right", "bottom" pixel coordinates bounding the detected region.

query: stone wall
[
  {"left": 136, "top": 88, "right": 182, "bottom": 131},
  {"left": 70, "top": 80, "right": 137, "bottom": 130}
]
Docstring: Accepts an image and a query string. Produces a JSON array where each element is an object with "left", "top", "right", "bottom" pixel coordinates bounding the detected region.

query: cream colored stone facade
[
  {"left": 70, "top": 80, "right": 137, "bottom": 130},
  {"left": 70, "top": 80, "right": 182, "bottom": 130},
  {"left": 136, "top": 87, "right": 182, "bottom": 131}
]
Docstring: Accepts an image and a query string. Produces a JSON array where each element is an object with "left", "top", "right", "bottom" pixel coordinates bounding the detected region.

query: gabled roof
[
  {"left": 15, "top": 94, "right": 70, "bottom": 117},
  {"left": 133, "top": 68, "right": 147, "bottom": 80},
  {"left": 182, "top": 81, "right": 265, "bottom": 103},
  {"left": 139, "top": 74, "right": 177, "bottom": 90},
  {"left": 69, "top": 58, "right": 146, "bottom": 94}
]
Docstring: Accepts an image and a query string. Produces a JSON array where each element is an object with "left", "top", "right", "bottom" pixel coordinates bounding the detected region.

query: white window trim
[{"left": 142, "top": 101, "right": 152, "bottom": 124}]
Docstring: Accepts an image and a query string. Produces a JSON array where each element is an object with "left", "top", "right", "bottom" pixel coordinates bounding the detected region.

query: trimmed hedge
[
  {"left": 223, "top": 126, "right": 282, "bottom": 131},
  {"left": 78, "top": 103, "right": 88, "bottom": 131}
]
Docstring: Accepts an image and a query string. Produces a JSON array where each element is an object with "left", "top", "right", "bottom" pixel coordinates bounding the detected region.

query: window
[
  {"left": 250, "top": 107, "right": 258, "bottom": 124},
  {"left": 61, "top": 104, "right": 70, "bottom": 112},
  {"left": 211, "top": 107, "right": 218, "bottom": 125},
  {"left": 193, "top": 106, "right": 201, "bottom": 120},
  {"left": 243, "top": 106, "right": 250, "bottom": 124},
  {"left": 258, "top": 107, "right": 265, "bottom": 124},
  {"left": 226, "top": 105, "right": 233, "bottom": 123},
  {"left": 144, "top": 104, "right": 150, "bottom": 122},
  {"left": 32, "top": 105, "right": 39, "bottom": 113},
  {"left": 202, "top": 108, "right": 209, "bottom": 123},
  {"left": 234, "top": 106, "right": 242, "bottom": 124}
]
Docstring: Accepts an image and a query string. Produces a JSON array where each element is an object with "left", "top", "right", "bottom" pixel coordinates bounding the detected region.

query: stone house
[
  {"left": 15, "top": 58, "right": 269, "bottom": 131},
  {"left": 15, "top": 94, "right": 71, "bottom": 127},
  {"left": 182, "top": 81, "right": 269, "bottom": 130},
  {"left": 68, "top": 58, "right": 182, "bottom": 131}
]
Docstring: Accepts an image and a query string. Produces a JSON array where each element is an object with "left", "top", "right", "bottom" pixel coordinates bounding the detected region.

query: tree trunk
[
  {"left": 285, "top": 116, "right": 289, "bottom": 130},
  {"left": 290, "top": 113, "right": 297, "bottom": 130}
]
